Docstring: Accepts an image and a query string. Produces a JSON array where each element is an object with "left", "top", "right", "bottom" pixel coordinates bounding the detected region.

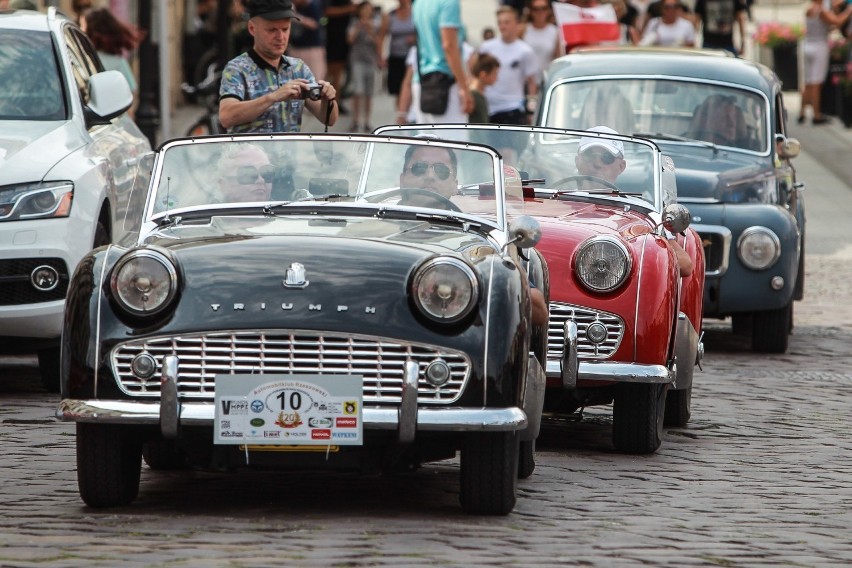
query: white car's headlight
[
  {"left": 411, "top": 256, "right": 479, "bottom": 324},
  {"left": 737, "top": 226, "right": 780, "bottom": 270},
  {"left": 575, "top": 236, "right": 632, "bottom": 292},
  {"left": 111, "top": 249, "right": 178, "bottom": 316},
  {"left": 0, "top": 182, "right": 73, "bottom": 220}
]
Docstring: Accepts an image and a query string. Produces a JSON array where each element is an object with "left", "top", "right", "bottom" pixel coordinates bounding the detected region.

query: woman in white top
[
  {"left": 799, "top": 0, "right": 852, "bottom": 124},
  {"left": 521, "top": 0, "right": 562, "bottom": 84},
  {"left": 640, "top": 0, "right": 695, "bottom": 46}
]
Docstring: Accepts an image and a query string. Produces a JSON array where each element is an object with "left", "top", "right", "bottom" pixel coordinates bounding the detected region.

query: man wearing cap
[
  {"left": 219, "top": 0, "right": 338, "bottom": 133},
  {"left": 577, "top": 126, "right": 693, "bottom": 277}
]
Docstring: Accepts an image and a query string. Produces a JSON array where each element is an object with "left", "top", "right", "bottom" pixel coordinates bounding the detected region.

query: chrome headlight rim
[
  {"left": 410, "top": 256, "right": 479, "bottom": 325},
  {"left": 737, "top": 226, "right": 781, "bottom": 270},
  {"left": 110, "top": 248, "right": 179, "bottom": 317},
  {"left": 574, "top": 235, "right": 632, "bottom": 293}
]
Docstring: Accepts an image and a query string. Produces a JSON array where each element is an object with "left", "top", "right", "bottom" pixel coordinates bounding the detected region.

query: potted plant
[
  {"left": 823, "top": 38, "right": 851, "bottom": 116},
  {"left": 753, "top": 22, "right": 804, "bottom": 92}
]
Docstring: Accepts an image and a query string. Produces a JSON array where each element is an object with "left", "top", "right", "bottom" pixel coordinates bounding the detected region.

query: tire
[
  {"left": 142, "top": 439, "right": 188, "bottom": 470},
  {"left": 752, "top": 303, "right": 792, "bottom": 353},
  {"left": 460, "top": 431, "right": 519, "bottom": 515},
  {"left": 37, "top": 347, "right": 61, "bottom": 393},
  {"left": 93, "top": 220, "right": 110, "bottom": 248},
  {"left": 612, "top": 383, "right": 667, "bottom": 454},
  {"left": 77, "top": 424, "right": 142, "bottom": 508},
  {"left": 517, "top": 439, "right": 535, "bottom": 479},
  {"left": 664, "top": 385, "right": 692, "bottom": 427}
]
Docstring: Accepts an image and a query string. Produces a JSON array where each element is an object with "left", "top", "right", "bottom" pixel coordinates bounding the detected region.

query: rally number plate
[{"left": 214, "top": 374, "right": 363, "bottom": 446}]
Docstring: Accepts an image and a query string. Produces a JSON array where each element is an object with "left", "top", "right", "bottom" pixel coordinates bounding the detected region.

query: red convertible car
[{"left": 376, "top": 125, "right": 705, "bottom": 454}]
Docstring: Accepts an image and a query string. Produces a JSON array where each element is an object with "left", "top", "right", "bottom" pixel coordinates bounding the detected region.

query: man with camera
[{"left": 219, "top": 0, "right": 338, "bottom": 133}]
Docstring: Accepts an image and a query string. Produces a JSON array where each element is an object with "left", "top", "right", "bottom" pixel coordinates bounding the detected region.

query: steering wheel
[
  {"left": 551, "top": 175, "right": 621, "bottom": 193},
  {"left": 361, "top": 187, "right": 462, "bottom": 213}
]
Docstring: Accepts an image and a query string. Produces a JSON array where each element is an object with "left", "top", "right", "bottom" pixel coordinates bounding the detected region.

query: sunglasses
[
  {"left": 228, "top": 165, "right": 276, "bottom": 185},
  {"left": 408, "top": 161, "right": 452, "bottom": 180},
  {"left": 662, "top": 4, "right": 679, "bottom": 8},
  {"left": 581, "top": 150, "right": 619, "bottom": 165},
  {"left": 530, "top": 5, "right": 549, "bottom": 11}
]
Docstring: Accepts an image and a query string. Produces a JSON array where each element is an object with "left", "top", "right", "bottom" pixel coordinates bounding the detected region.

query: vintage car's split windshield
[
  {"left": 0, "top": 30, "right": 66, "bottom": 120},
  {"left": 544, "top": 79, "right": 769, "bottom": 154},
  {"left": 377, "top": 126, "right": 661, "bottom": 211},
  {"left": 147, "top": 136, "right": 509, "bottom": 227}
]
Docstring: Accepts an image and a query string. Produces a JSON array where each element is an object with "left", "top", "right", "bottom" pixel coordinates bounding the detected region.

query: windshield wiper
[
  {"left": 263, "top": 194, "right": 353, "bottom": 214},
  {"left": 633, "top": 131, "right": 720, "bottom": 154}
]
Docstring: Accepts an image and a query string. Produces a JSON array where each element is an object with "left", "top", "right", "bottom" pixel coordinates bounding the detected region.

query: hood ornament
[{"left": 283, "top": 262, "right": 309, "bottom": 289}]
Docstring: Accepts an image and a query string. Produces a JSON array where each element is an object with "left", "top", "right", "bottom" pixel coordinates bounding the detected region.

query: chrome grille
[
  {"left": 547, "top": 302, "right": 624, "bottom": 360},
  {"left": 112, "top": 331, "right": 471, "bottom": 404}
]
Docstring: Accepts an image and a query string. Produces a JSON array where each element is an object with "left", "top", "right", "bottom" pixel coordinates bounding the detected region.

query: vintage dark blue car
[
  {"left": 55, "top": 134, "right": 550, "bottom": 515},
  {"left": 539, "top": 48, "right": 804, "bottom": 353}
]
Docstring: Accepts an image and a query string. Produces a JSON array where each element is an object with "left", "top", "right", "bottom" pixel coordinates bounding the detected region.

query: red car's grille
[
  {"left": 547, "top": 302, "right": 624, "bottom": 360},
  {"left": 111, "top": 331, "right": 471, "bottom": 405}
]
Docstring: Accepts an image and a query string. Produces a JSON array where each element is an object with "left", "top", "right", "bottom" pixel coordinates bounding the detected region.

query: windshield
[
  {"left": 375, "top": 125, "right": 663, "bottom": 211},
  {"left": 0, "top": 30, "right": 66, "bottom": 120},
  {"left": 146, "top": 135, "right": 508, "bottom": 227},
  {"left": 543, "top": 79, "right": 769, "bottom": 154}
]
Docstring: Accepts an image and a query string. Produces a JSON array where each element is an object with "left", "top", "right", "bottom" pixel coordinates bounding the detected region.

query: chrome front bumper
[
  {"left": 546, "top": 359, "right": 675, "bottom": 385},
  {"left": 56, "top": 357, "right": 528, "bottom": 442}
]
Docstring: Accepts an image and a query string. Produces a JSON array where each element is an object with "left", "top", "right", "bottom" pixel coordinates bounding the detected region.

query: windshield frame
[
  {"left": 140, "top": 133, "right": 509, "bottom": 234},
  {"left": 541, "top": 75, "right": 773, "bottom": 157}
]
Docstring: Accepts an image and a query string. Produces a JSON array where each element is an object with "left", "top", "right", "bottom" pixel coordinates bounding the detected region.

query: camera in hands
[{"left": 301, "top": 83, "right": 322, "bottom": 101}]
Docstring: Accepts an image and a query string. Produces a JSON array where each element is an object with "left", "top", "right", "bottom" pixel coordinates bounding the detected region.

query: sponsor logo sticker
[
  {"left": 336, "top": 417, "right": 357, "bottom": 428},
  {"left": 311, "top": 429, "right": 332, "bottom": 440}
]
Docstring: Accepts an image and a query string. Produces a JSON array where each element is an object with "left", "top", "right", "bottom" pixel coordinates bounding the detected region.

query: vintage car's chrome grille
[
  {"left": 112, "top": 331, "right": 471, "bottom": 405},
  {"left": 547, "top": 302, "right": 624, "bottom": 360}
]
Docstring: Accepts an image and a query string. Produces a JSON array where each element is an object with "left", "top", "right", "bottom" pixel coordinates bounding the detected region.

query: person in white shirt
[
  {"left": 640, "top": 0, "right": 695, "bottom": 46},
  {"left": 521, "top": 0, "right": 561, "bottom": 85},
  {"left": 479, "top": 6, "right": 540, "bottom": 124}
]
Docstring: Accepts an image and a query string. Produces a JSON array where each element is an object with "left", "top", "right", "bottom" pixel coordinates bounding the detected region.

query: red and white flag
[{"left": 552, "top": 3, "right": 620, "bottom": 50}]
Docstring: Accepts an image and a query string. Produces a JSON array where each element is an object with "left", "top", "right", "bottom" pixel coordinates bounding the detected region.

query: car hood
[
  {"left": 655, "top": 144, "right": 773, "bottom": 201},
  {"left": 524, "top": 198, "right": 652, "bottom": 241},
  {"left": 0, "top": 120, "right": 82, "bottom": 183}
]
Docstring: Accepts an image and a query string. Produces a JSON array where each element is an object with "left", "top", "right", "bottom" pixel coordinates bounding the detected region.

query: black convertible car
[{"left": 55, "top": 134, "right": 551, "bottom": 515}]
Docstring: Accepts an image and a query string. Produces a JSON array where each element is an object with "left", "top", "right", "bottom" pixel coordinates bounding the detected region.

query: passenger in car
[
  {"left": 216, "top": 143, "right": 275, "bottom": 203},
  {"left": 685, "top": 94, "right": 752, "bottom": 148},
  {"left": 577, "top": 126, "right": 693, "bottom": 277}
]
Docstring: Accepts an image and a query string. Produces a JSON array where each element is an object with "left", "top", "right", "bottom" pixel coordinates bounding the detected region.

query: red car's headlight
[{"left": 575, "top": 236, "right": 632, "bottom": 293}]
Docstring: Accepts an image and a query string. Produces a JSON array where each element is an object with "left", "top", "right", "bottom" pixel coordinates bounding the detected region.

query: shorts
[
  {"left": 803, "top": 39, "right": 829, "bottom": 86},
  {"left": 386, "top": 55, "right": 407, "bottom": 96},
  {"left": 349, "top": 61, "right": 376, "bottom": 96}
]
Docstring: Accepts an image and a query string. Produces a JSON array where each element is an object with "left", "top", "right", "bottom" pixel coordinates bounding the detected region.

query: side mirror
[
  {"left": 662, "top": 203, "right": 691, "bottom": 235},
  {"left": 507, "top": 215, "right": 542, "bottom": 249},
  {"left": 84, "top": 70, "right": 133, "bottom": 127},
  {"left": 777, "top": 136, "right": 801, "bottom": 159}
]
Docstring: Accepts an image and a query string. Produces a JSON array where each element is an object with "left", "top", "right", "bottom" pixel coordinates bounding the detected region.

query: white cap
[{"left": 578, "top": 126, "right": 624, "bottom": 157}]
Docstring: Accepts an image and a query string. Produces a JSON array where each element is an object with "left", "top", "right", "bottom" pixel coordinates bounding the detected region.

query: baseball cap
[
  {"left": 578, "top": 126, "right": 624, "bottom": 157},
  {"left": 245, "top": 0, "right": 300, "bottom": 20}
]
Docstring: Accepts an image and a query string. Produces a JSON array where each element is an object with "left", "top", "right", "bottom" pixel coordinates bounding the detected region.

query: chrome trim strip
[
  {"left": 633, "top": 233, "right": 648, "bottom": 361},
  {"left": 483, "top": 255, "right": 496, "bottom": 406},
  {"left": 545, "top": 360, "right": 674, "bottom": 384},
  {"left": 56, "top": 400, "right": 528, "bottom": 431},
  {"left": 691, "top": 223, "right": 732, "bottom": 277},
  {"left": 398, "top": 360, "right": 419, "bottom": 443},
  {"left": 93, "top": 244, "right": 113, "bottom": 396}
]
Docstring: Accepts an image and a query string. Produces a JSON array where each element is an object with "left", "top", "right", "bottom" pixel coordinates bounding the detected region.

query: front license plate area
[{"left": 214, "top": 374, "right": 363, "bottom": 446}]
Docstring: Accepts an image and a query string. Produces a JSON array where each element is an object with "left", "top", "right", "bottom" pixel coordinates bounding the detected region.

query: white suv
[{"left": 0, "top": 8, "right": 152, "bottom": 390}]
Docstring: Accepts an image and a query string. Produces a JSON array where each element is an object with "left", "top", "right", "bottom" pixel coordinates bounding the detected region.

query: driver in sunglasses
[
  {"left": 217, "top": 143, "right": 276, "bottom": 203},
  {"left": 575, "top": 126, "right": 626, "bottom": 186},
  {"left": 399, "top": 145, "right": 459, "bottom": 199},
  {"left": 576, "top": 126, "right": 693, "bottom": 277}
]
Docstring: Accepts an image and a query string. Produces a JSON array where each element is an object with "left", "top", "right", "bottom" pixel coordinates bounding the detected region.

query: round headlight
[
  {"left": 575, "top": 236, "right": 632, "bottom": 292},
  {"left": 737, "top": 227, "right": 780, "bottom": 270},
  {"left": 411, "top": 257, "right": 478, "bottom": 324},
  {"left": 111, "top": 249, "right": 178, "bottom": 316}
]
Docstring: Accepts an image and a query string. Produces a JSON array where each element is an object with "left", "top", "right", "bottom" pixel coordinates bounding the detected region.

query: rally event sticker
[{"left": 214, "top": 374, "right": 363, "bottom": 445}]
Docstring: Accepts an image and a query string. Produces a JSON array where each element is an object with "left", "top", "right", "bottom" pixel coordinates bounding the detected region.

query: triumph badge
[{"left": 283, "top": 262, "right": 309, "bottom": 289}]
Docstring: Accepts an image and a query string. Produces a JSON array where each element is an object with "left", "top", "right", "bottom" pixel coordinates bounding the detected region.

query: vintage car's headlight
[
  {"left": 737, "top": 226, "right": 780, "bottom": 270},
  {"left": 0, "top": 182, "right": 73, "bottom": 221},
  {"left": 575, "top": 236, "right": 632, "bottom": 293},
  {"left": 111, "top": 249, "right": 178, "bottom": 316},
  {"left": 411, "top": 256, "right": 479, "bottom": 324}
]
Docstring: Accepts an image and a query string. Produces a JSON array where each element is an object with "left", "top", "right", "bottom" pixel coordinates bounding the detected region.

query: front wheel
[
  {"left": 77, "top": 424, "right": 142, "bottom": 507},
  {"left": 460, "top": 431, "right": 519, "bottom": 515},
  {"left": 752, "top": 303, "right": 792, "bottom": 353},
  {"left": 517, "top": 439, "right": 535, "bottom": 479},
  {"left": 664, "top": 384, "right": 692, "bottom": 427},
  {"left": 612, "top": 383, "right": 667, "bottom": 454},
  {"left": 142, "top": 439, "right": 188, "bottom": 470}
]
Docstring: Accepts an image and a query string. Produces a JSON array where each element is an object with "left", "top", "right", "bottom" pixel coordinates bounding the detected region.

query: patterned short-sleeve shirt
[{"left": 219, "top": 49, "right": 316, "bottom": 133}]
